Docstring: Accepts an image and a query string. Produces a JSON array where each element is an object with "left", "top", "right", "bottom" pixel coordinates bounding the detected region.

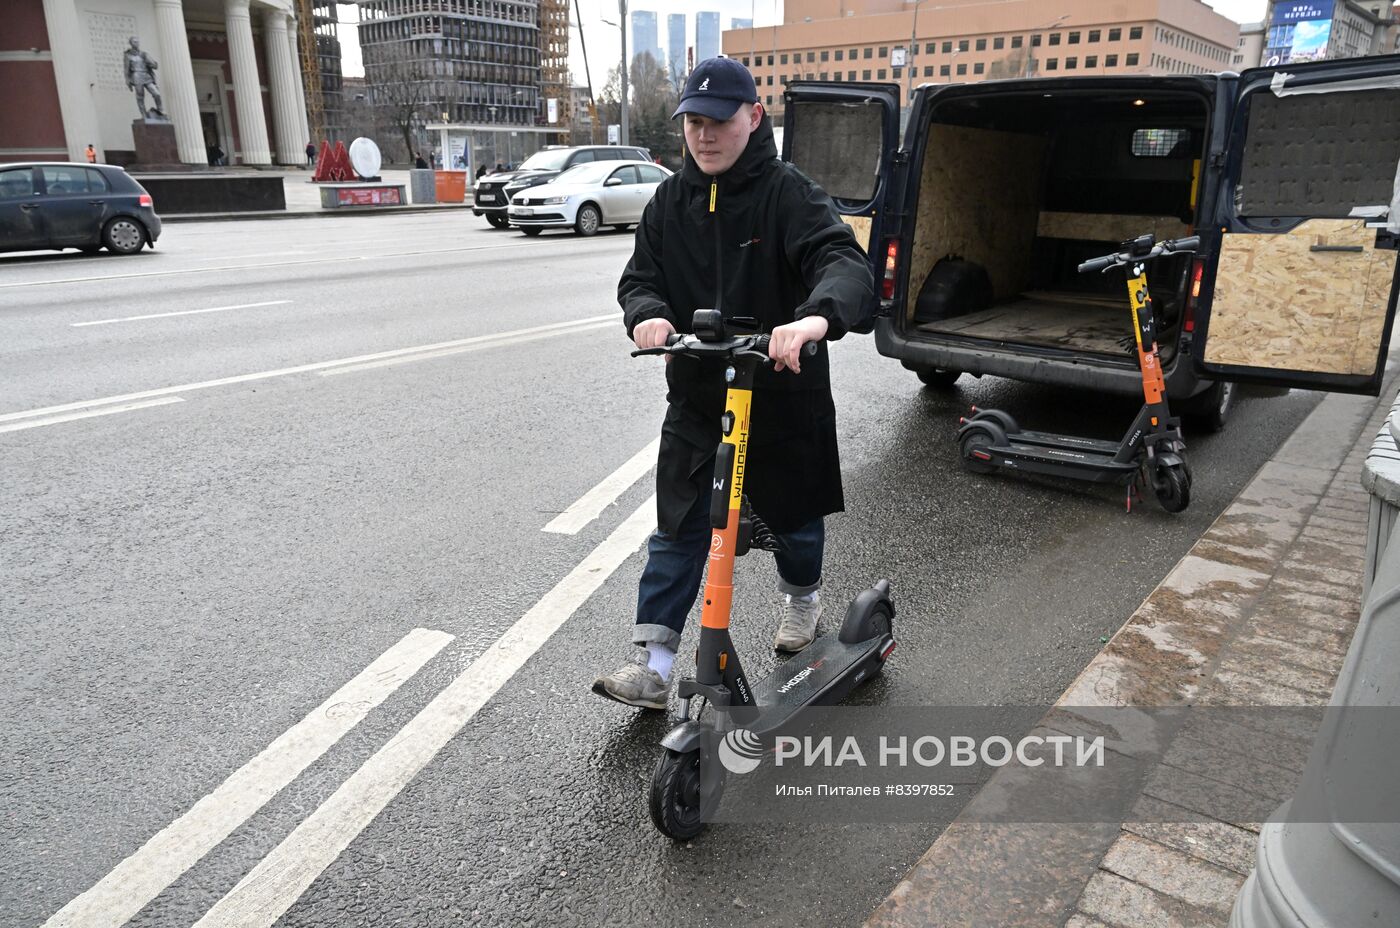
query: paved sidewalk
[{"left": 865, "top": 375, "right": 1396, "bottom": 928}]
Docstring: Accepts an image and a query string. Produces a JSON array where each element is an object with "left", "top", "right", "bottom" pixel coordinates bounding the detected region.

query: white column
[
  {"left": 224, "top": 0, "right": 271, "bottom": 164},
  {"left": 152, "top": 0, "right": 205, "bottom": 164},
  {"left": 41, "top": 0, "right": 103, "bottom": 162},
  {"left": 262, "top": 7, "right": 301, "bottom": 163},
  {"left": 285, "top": 14, "right": 311, "bottom": 148}
]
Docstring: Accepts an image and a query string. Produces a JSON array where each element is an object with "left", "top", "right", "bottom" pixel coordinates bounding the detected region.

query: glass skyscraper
[
  {"left": 667, "top": 13, "right": 687, "bottom": 79},
  {"left": 630, "top": 9, "right": 663, "bottom": 69},
  {"left": 696, "top": 11, "right": 720, "bottom": 63}
]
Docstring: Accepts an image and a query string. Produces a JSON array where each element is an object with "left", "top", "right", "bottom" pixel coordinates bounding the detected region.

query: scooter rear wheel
[
  {"left": 959, "top": 428, "right": 999, "bottom": 475},
  {"left": 1153, "top": 463, "right": 1192, "bottom": 513},
  {"left": 649, "top": 748, "right": 711, "bottom": 840}
]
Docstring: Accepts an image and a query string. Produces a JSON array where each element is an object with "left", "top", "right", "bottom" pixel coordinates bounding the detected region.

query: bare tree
[
  {"left": 629, "top": 52, "right": 680, "bottom": 167},
  {"left": 363, "top": 39, "right": 432, "bottom": 162}
]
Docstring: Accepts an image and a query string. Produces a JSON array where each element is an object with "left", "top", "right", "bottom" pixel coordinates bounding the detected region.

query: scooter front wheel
[
  {"left": 649, "top": 748, "right": 715, "bottom": 840},
  {"left": 1152, "top": 463, "right": 1192, "bottom": 513}
]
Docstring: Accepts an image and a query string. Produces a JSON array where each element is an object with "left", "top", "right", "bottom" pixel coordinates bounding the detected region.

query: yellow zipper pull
[{"left": 709, "top": 179, "right": 717, "bottom": 213}]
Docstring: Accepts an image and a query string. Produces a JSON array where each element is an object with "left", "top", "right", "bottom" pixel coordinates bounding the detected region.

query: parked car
[
  {"left": 472, "top": 145, "right": 652, "bottom": 229},
  {"left": 508, "top": 160, "right": 671, "bottom": 236},
  {"left": 0, "top": 162, "right": 160, "bottom": 256},
  {"left": 781, "top": 55, "right": 1400, "bottom": 430}
]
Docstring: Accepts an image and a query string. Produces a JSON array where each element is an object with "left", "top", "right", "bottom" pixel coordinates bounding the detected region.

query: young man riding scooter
[{"left": 592, "top": 56, "right": 875, "bottom": 710}]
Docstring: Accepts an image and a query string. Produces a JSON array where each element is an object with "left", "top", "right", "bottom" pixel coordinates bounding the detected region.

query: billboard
[{"left": 1264, "top": 1, "right": 1332, "bottom": 66}]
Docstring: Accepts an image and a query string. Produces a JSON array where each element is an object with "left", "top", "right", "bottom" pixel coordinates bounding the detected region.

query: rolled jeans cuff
[
  {"left": 777, "top": 576, "right": 822, "bottom": 598},
  {"left": 632, "top": 622, "right": 682, "bottom": 651}
]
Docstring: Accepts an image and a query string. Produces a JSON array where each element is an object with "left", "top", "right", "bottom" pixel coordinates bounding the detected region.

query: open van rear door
[
  {"left": 1195, "top": 56, "right": 1400, "bottom": 394},
  {"left": 781, "top": 82, "right": 901, "bottom": 330}
]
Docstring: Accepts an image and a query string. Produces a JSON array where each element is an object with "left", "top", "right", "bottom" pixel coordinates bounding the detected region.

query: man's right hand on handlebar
[{"left": 633, "top": 318, "right": 677, "bottom": 351}]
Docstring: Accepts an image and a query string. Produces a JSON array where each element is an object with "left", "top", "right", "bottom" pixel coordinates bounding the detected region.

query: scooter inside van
[{"left": 903, "top": 87, "right": 1208, "bottom": 376}]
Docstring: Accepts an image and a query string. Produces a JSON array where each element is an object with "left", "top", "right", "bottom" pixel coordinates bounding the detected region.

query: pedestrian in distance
[
  {"left": 493, "top": 161, "right": 504, "bottom": 173},
  {"left": 85, "top": 144, "right": 97, "bottom": 164},
  {"left": 592, "top": 55, "right": 874, "bottom": 711},
  {"left": 414, "top": 151, "right": 429, "bottom": 169},
  {"left": 305, "top": 141, "right": 316, "bottom": 166},
  {"left": 475, "top": 163, "right": 488, "bottom": 180}
]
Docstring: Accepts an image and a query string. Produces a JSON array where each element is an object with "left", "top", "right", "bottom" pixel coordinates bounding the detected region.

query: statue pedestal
[{"left": 129, "top": 119, "right": 189, "bottom": 170}]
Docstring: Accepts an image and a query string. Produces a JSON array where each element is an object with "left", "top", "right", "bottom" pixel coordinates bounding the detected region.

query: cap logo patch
[{"left": 699, "top": 78, "right": 710, "bottom": 90}]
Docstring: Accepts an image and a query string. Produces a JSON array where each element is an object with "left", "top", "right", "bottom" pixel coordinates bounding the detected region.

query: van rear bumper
[{"left": 873, "top": 317, "right": 1207, "bottom": 399}]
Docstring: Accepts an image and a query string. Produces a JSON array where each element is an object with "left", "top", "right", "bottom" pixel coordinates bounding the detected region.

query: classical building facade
[
  {"left": 2, "top": 0, "right": 316, "bottom": 166},
  {"left": 723, "top": 0, "right": 1242, "bottom": 118}
]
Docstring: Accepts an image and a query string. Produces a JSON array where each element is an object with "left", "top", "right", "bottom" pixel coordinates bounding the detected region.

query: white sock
[
  {"left": 645, "top": 643, "right": 675, "bottom": 680},
  {"left": 787, "top": 590, "right": 819, "bottom": 603}
]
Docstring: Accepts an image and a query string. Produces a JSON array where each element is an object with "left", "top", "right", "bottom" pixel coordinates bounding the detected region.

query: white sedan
[{"left": 508, "top": 160, "right": 672, "bottom": 236}]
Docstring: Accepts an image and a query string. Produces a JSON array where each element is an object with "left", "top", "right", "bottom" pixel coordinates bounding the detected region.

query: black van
[{"left": 781, "top": 56, "right": 1400, "bottom": 426}]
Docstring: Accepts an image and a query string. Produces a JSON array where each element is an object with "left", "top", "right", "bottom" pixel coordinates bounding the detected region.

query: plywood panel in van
[
  {"left": 1205, "top": 218, "right": 1393, "bottom": 375},
  {"left": 1036, "top": 212, "right": 1191, "bottom": 243},
  {"left": 906, "top": 125, "right": 1047, "bottom": 320}
]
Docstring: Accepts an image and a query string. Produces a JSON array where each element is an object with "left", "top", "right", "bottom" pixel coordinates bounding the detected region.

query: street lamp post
[
  {"left": 1023, "top": 14, "right": 1069, "bottom": 78},
  {"left": 905, "top": 0, "right": 927, "bottom": 105},
  {"left": 601, "top": 0, "right": 630, "bottom": 145}
]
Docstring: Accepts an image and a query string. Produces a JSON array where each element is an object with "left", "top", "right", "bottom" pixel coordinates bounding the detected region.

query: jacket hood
[{"left": 681, "top": 114, "right": 779, "bottom": 191}]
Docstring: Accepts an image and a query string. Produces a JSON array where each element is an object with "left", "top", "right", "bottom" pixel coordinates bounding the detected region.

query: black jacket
[{"left": 618, "top": 116, "right": 874, "bottom": 535}]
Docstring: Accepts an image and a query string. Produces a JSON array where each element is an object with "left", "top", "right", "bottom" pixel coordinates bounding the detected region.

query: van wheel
[
  {"left": 520, "top": 227, "right": 542, "bottom": 236},
  {"left": 1184, "top": 381, "right": 1234, "bottom": 433},
  {"left": 915, "top": 367, "right": 962, "bottom": 389},
  {"left": 486, "top": 214, "right": 509, "bottom": 229}
]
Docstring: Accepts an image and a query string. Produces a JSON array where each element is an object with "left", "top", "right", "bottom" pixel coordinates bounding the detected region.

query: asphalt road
[{"left": 1, "top": 214, "right": 1321, "bottom": 928}]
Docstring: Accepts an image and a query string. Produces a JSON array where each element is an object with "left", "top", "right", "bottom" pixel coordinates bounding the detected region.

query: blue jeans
[{"left": 633, "top": 486, "right": 824, "bottom": 651}]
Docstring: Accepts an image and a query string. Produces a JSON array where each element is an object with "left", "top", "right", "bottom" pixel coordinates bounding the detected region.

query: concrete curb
[
  {"left": 864, "top": 376, "right": 1396, "bottom": 928},
  {"left": 161, "top": 203, "right": 474, "bottom": 224}
]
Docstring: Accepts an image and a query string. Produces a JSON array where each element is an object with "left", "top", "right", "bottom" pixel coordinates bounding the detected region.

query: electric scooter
[
  {"left": 631, "top": 309, "right": 897, "bottom": 840},
  {"left": 955, "top": 234, "right": 1199, "bottom": 513}
]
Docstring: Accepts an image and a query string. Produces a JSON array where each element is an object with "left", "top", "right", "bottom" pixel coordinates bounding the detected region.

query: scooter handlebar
[
  {"left": 632, "top": 333, "right": 818, "bottom": 361},
  {"left": 1078, "top": 235, "right": 1202, "bottom": 274}
]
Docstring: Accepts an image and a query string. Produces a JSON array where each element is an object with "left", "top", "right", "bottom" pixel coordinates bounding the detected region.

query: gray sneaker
[
  {"left": 591, "top": 648, "right": 669, "bottom": 710},
  {"left": 774, "top": 591, "right": 822, "bottom": 652}
]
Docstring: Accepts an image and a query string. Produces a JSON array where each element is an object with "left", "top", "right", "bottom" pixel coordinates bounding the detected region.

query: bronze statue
[{"left": 124, "top": 37, "right": 167, "bottom": 121}]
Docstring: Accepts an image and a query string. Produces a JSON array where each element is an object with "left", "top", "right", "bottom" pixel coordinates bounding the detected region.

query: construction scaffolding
[
  {"left": 538, "top": 0, "right": 570, "bottom": 141},
  {"left": 295, "top": 0, "right": 326, "bottom": 142}
]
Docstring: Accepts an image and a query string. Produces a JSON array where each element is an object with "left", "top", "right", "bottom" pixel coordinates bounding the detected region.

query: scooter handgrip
[
  {"left": 1166, "top": 235, "right": 1200, "bottom": 253},
  {"left": 665, "top": 333, "right": 683, "bottom": 346},
  {"left": 1078, "top": 254, "right": 1116, "bottom": 274}
]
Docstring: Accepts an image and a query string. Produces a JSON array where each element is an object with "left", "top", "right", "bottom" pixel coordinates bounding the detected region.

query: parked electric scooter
[
  {"left": 955, "top": 234, "right": 1199, "bottom": 513},
  {"left": 631, "top": 309, "right": 897, "bottom": 840}
]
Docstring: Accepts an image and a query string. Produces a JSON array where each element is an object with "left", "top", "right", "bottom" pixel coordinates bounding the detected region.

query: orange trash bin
[{"left": 434, "top": 170, "right": 467, "bottom": 203}]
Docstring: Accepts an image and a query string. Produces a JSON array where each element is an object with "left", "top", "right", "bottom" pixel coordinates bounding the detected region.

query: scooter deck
[
  {"left": 1003, "top": 429, "right": 1123, "bottom": 456},
  {"left": 992, "top": 440, "right": 1140, "bottom": 483},
  {"left": 744, "top": 634, "right": 891, "bottom": 735}
]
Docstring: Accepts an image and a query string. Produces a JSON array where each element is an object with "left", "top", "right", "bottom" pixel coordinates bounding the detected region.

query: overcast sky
[{"left": 336, "top": 1, "right": 1271, "bottom": 93}]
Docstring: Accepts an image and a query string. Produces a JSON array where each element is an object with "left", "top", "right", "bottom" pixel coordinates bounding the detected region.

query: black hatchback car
[
  {"left": 0, "top": 162, "right": 161, "bottom": 256},
  {"left": 472, "top": 145, "right": 651, "bottom": 228}
]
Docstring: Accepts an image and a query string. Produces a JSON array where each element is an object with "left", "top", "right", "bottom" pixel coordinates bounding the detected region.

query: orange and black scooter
[
  {"left": 956, "top": 234, "right": 1198, "bottom": 513},
  {"left": 631, "top": 309, "right": 897, "bottom": 840}
]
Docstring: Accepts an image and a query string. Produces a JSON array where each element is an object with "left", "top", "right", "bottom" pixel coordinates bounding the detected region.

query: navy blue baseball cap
[{"left": 672, "top": 56, "right": 759, "bottom": 121}]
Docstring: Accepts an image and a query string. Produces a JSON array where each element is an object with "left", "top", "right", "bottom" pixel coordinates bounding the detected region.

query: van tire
[
  {"left": 1183, "top": 381, "right": 1234, "bottom": 433},
  {"left": 914, "top": 257, "right": 993, "bottom": 326},
  {"left": 915, "top": 366, "right": 962, "bottom": 389}
]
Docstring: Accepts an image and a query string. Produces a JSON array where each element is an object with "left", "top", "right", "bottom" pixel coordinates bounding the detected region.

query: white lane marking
[
  {"left": 0, "top": 396, "right": 184, "bottom": 434},
  {"left": 41, "top": 628, "right": 454, "bottom": 928},
  {"left": 71, "top": 300, "right": 292, "bottom": 327},
  {"left": 192, "top": 497, "right": 658, "bottom": 928},
  {"left": 0, "top": 313, "right": 622, "bottom": 425},
  {"left": 543, "top": 437, "right": 660, "bottom": 534},
  {"left": 0, "top": 239, "right": 628, "bottom": 289},
  {"left": 318, "top": 320, "right": 616, "bottom": 376}
]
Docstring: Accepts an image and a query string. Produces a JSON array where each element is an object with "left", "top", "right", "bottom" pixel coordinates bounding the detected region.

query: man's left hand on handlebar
[{"left": 769, "top": 316, "right": 829, "bottom": 373}]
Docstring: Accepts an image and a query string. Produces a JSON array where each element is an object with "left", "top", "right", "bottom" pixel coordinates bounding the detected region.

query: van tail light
[
  {"left": 1183, "top": 258, "right": 1204, "bottom": 333},
  {"left": 881, "top": 239, "right": 898, "bottom": 300},
  {"left": 139, "top": 193, "right": 153, "bottom": 208}
]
